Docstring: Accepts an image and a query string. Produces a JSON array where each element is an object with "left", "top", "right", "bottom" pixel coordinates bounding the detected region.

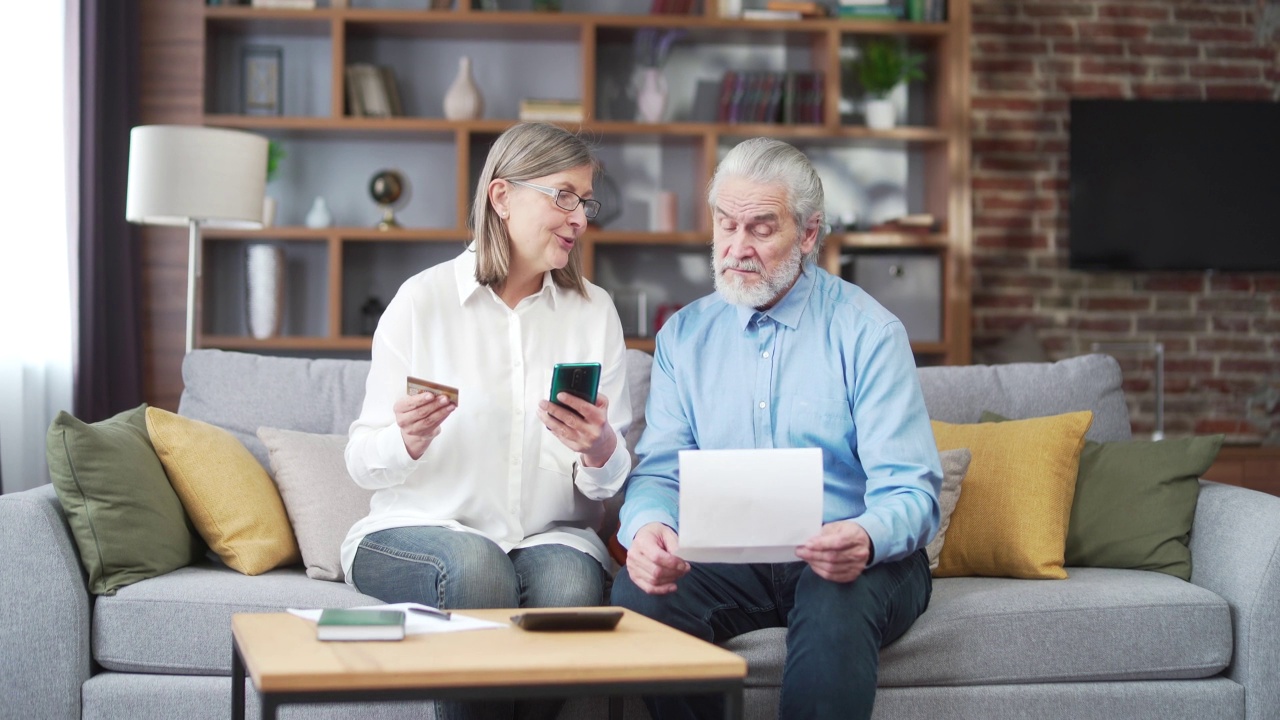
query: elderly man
[{"left": 612, "top": 138, "right": 942, "bottom": 720}]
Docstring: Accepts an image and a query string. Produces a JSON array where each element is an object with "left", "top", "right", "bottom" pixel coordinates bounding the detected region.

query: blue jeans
[
  {"left": 611, "top": 549, "right": 932, "bottom": 720},
  {"left": 352, "top": 526, "right": 607, "bottom": 720}
]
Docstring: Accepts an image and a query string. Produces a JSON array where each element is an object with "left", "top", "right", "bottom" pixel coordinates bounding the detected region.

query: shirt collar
[
  {"left": 732, "top": 264, "right": 817, "bottom": 331},
  {"left": 453, "top": 244, "right": 560, "bottom": 310}
]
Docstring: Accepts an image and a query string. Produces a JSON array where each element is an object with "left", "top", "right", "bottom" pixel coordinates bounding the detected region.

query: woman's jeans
[
  {"left": 611, "top": 548, "right": 933, "bottom": 720},
  {"left": 352, "top": 526, "right": 607, "bottom": 720}
]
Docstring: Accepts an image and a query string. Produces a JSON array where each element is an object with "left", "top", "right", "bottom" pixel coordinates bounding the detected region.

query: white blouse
[{"left": 340, "top": 247, "right": 632, "bottom": 582}]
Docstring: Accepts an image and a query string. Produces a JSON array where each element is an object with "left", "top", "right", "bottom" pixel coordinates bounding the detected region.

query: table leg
[
  {"left": 723, "top": 684, "right": 743, "bottom": 720},
  {"left": 608, "top": 695, "right": 624, "bottom": 720},
  {"left": 231, "top": 641, "right": 245, "bottom": 720},
  {"left": 261, "top": 696, "right": 279, "bottom": 720}
]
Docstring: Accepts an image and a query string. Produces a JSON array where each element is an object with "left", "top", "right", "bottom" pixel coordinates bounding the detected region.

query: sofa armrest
[
  {"left": 0, "top": 484, "right": 91, "bottom": 719},
  {"left": 1189, "top": 480, "right": 1280, "bottom": 720}
]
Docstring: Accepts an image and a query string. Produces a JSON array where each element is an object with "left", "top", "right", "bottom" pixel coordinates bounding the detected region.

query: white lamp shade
[{"left": 125, "top": 125, "right": 268, "bottom": 229}]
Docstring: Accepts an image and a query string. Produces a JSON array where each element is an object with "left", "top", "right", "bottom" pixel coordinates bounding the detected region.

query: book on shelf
[
  {"left": 345, "top": 64, "right": 402, "bottom": 118},
  {"left": 316, "top": 608, "right": 405, "bottom": 641},
  {"left": 649, "top": 0, "right": 696, "bottom": 13},
  {"left": 741, "top": 9, "right": 803, "bottom": 20},
  {"left": 836, "top": 4, "right": 906, "bottom": 19},
  {"left": 717, "top": 70, "right": 823, "bottom": 125},
  {"left": 518, "top": 98, "right": 584, "bottom": 123},
  {"left": 764, "top": 0, "right": 829, "bottom": 17}
]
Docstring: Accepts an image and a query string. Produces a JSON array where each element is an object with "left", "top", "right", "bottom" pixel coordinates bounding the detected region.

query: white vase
[
  {"left": 865, "top": 98, "right": 896, "bottom": 130},
  {"left": 636, "top": 68, "right": 668, "bottom": 123},
  {"left": 443, "top": 56, "right": 484, "bottom": 120},
  {"left": 245, "top": 244, "right": 285, "bottom": 340},
  {"left": 261, "top": 196, "right": 277, "bottom": 228},
  {"left": 305, "top": 196, "right": 332, "bottom": 228}
]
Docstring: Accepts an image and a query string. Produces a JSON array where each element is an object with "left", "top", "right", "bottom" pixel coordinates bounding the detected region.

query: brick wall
[{"left": 969, "top": 0, "right": 1280, "bottom": 442}]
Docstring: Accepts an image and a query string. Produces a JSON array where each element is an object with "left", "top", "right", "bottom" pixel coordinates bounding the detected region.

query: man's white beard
[{"left": 713, "top": 241, "right": 804, "bottom": 309}]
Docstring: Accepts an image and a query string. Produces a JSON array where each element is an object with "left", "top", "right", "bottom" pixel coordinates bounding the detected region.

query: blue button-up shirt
[{"left": 618, "top": 265, "right": 941, "bottom": 566}]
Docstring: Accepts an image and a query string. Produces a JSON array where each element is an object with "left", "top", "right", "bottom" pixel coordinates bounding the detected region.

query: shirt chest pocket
[{"left": 786, "top": 396, "right": 852, "bottom": 447}]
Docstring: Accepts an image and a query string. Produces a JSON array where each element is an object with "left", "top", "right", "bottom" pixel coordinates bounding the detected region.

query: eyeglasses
[{"left": 509, "top": 180, "right": 601, "bottom": 219}]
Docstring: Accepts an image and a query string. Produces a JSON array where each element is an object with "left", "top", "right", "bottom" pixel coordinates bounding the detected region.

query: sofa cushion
[
  {"left": 925, "top": 448, "right": 971, "bottom": 571},
  {"left": 92, "top": 564, "right": 379, "bottom": 675},
  {"left": 45, "top": 405, "right": 203, "bottom": 596},
  {"left": 727, "top": 568, "right": 1231, "bottom": 688},
  {"left": 178, "top": 350, "right": 373, "bottom": 469},
  {"left": 147, "top": 408, "right": 301, "bottom": 576},
  {"left": 257, "top": 427, "right": 374, "bottom": 582},
  {"left": 931, "top": 411, "right": 1093, "bottom": 579},
  {"left": 984, "top": 411, "right": 1224, "bottom": 581},
  {"left": 918, "top": 354, "right": 1130, "bottom": 443}
]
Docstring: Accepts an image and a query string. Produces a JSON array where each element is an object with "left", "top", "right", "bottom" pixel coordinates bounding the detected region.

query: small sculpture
[{"left": 368, "top": 170, "right": 405, "bottom": 230}]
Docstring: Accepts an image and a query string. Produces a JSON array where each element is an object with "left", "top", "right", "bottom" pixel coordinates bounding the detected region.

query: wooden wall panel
[{"left": 138, "top": 0, "right": 203, "bottom": 410}]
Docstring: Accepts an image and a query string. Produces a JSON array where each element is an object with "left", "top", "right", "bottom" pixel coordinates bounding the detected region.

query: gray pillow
[
  {"left": 926, "top": 448, "right": 972, "bottom": 571},
  {"left": 256, "top": 427, "right": 373, "bottom": 582}
]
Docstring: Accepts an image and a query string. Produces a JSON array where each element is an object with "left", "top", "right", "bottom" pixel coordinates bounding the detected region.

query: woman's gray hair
[
  {"left": 707, "top": 138, "right": 827, "bottom": 265},
  {"left": 471, "top": 123, "right": 598, "bottom": 296}
]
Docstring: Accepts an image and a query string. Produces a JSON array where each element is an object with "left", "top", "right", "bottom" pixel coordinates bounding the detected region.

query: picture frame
[{"left": 242, "top": 45, "right": 283, "bottom": 116}]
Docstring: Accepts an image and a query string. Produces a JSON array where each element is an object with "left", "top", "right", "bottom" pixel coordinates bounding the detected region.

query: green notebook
[{"left": 317, "top": 609, "right": 406, "bottom": 641}]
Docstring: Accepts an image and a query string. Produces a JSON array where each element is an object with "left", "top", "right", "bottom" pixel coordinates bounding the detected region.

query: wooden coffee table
[{"left": 231, "top": 607, "right": 747, "bottom": 720}]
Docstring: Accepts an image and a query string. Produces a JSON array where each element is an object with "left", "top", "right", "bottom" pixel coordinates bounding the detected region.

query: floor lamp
[{"left": 125, "top": 125, "right": 268, "bottom": 353}]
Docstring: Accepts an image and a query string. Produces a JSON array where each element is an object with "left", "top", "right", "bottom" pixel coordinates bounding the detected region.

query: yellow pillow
[
  {"left": 146, "top": 408, "right": 300, "bottom": 575},
  {"left": 930, "top": 411, "right": 1093, "bottom": 580}
]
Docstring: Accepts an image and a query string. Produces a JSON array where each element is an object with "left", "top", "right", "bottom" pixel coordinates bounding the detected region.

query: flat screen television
[{"left": 1068, "top": 99, "right": 1280, "bottom": 272}]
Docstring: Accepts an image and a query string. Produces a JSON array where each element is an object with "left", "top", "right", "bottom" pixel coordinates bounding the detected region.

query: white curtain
[{"left": 0, "top": 2, "right": 77, "bottom": 494}]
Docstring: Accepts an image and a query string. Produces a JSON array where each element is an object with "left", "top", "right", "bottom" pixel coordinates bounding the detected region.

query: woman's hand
[
  {"left": 394, "top": 392, "right": 457, "bottom": 460},
  {"left": 538, "top": 392, "right": 617, "bottom": 468}
]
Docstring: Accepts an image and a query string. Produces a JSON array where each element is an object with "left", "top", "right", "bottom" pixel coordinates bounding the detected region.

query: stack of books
[
  {"left": 716, "top": 71, "right": 824, "bottom": 125},
  {"left": 345, "top": 64, "right": 403, "bottom": 118},
  {"left": 518, "top": 98, "right": 584, "bottom": 123},
  {"left": 764, "top": 1, "right": 829, "bottom": 17},
  {"left": 836, "top": 0, "right": 906, "bottom": 20}
]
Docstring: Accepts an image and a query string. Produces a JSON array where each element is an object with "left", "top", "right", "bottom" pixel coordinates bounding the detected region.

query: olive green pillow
[
  {"left": 46, "top": 405, "right": 204, "bottom": 595},
  {"left": 982, "top": 411, "right": 1223, "bottom": 580}
]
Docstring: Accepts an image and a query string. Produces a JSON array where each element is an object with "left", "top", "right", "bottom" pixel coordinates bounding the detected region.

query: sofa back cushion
[
  {"left": 918, "top": 354, "right": 1131, "bottom": 443},
  {"left": 179, "top": 350, "right": 372, "bottom": 469}
]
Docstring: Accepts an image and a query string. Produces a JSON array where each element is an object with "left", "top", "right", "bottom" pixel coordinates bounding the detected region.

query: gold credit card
[{"left": 406, "top": 376, "right": 459, "bottom": 403}]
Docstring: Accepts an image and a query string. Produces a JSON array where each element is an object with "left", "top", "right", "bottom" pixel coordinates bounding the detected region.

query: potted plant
[
  {"left": 262, "top": 140, "right": 285, "bottom": 227},
  {"left": 851, "top": 38, "right": 925, "bottom": 130}
]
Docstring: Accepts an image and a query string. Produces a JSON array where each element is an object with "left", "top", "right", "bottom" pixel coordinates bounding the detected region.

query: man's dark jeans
[{"left": 611, "top": 549, "right": 932, "bottom": 720}]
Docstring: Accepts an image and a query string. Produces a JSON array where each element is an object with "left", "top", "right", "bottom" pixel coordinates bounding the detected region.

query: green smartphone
[{"left": 549, "top": 362, "right": 601, "bottom": 410}]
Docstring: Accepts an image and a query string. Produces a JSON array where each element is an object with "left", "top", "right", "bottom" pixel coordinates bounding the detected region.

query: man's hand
[
  {"left": 625, "top": 522, "right": 691, "bottom": 595},
  {"left": 538, "top": 392, "right": 618, "bottom": 468},
  {"left": 394, "top": 392, "right": 457, "bottom": 460},
  {"left": 795, "top": 520, "right": 873, "bottom": 583}
]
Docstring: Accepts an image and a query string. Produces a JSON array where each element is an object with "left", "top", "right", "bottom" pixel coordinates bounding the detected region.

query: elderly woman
[{"left": 342, "top": 123, "right": 631, "bottom": 618}]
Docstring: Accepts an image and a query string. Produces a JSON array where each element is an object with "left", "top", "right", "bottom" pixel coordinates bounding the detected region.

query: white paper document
[
  {"left": 287, "top": 602, "right": 507, "bottom": 635},
  {"left": 676, "top": 447, "right": 824, "bottom": 563}
]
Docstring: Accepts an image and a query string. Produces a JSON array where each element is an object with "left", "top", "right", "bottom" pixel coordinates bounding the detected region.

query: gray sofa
[{"left": 3, "top": 349, "right": 1279, "bottom": 720}]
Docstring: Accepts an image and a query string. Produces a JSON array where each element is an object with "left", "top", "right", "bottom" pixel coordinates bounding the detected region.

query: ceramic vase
[
  {"left": 865, "top": 98, "right": 896, "bottom": 130},
  {"left": 443, "top": 56, "right": 484, "bottom": 120},
  {"left": 261, "top": 196, "right": 277, "bottom": 228},
  {"left": 636, "top": 68, "right": 668, "bottom": 123},
  {"left": 305, "top": 196, "right": 332, "bottom": 228},
  {"left": 245, "top": 244, "right": 285, "bottom": 340}
]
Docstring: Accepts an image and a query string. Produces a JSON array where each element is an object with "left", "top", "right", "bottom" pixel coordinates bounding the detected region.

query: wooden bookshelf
[{"left": 192, "top": 0, "right": 971, "bottom": 362}]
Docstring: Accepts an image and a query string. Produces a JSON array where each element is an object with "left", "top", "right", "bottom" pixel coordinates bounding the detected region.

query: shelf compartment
[
  {"left": 593, "top": 243, "right": 714, "bottom": 339},
  {"left": 202, "top": 238, "right": 330, "bottom": 341},
  {"left": 345, "top": 29, "right": 581, "bottom": 120},
  {"left": 205, "top": 25, "right": 333, "bottom": 117},
  {"left": 340, "top": 241, "right": 464, "bottom": 338},
  {"left": 840, "top": 248, "right": 943, "bottom": 344}
]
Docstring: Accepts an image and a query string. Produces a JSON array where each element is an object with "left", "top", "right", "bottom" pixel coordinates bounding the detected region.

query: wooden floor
[{"left": 1202, "top": 445, "right": 1280, "bottom": 497}]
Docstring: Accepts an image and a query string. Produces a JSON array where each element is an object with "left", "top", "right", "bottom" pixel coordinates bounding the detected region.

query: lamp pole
[{"left": 1090, "top": 341, "right": 1165, "bottom": 441}]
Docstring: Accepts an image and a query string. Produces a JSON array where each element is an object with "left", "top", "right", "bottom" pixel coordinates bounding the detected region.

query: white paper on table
[
  {"left": 675, "top": 448, "right": 824, "bottom": 563},
  {"left": 286, "top": 602, "right": 507, "bottom": 635}
]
